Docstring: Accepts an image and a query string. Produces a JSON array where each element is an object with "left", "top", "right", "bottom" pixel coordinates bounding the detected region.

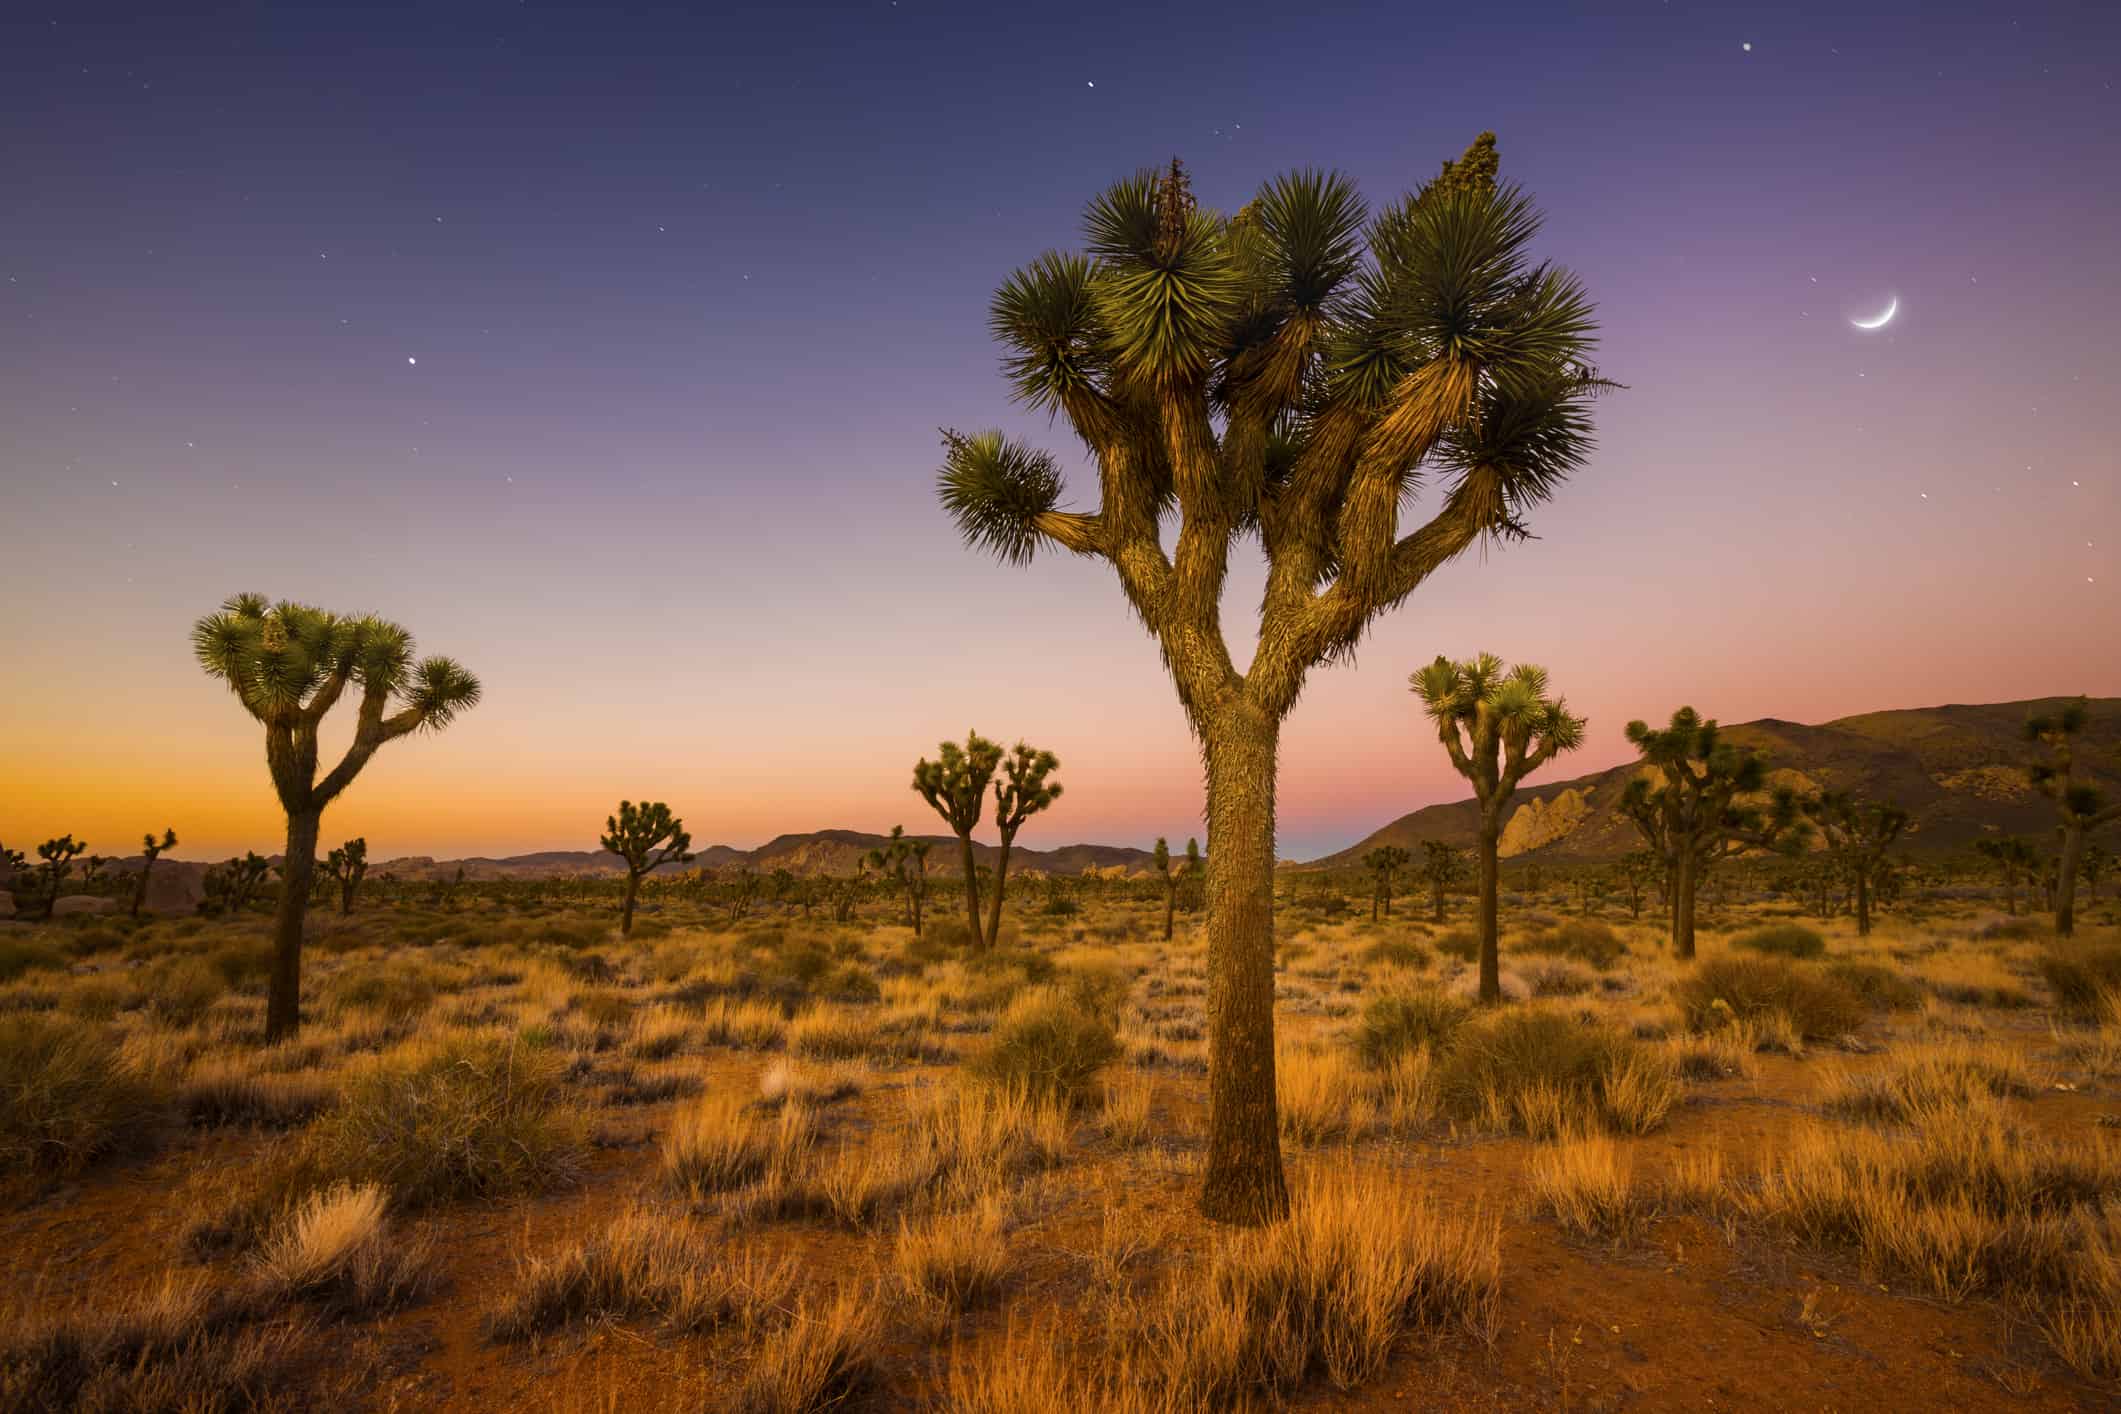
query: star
[
  {"left": 1742, "top": 41, "right": 1753, "bottom": 52},
  {"left": 407, "top": 356, "right": 417, "bottom": 365},
  {"left": 1086, "top": 80, "right": 1095, "bottom": 88}
]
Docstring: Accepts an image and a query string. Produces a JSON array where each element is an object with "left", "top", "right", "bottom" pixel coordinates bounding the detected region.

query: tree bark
[
  {"left": 1196, "top": 708, "right": 1289, "bottom": 1226},
  {"left": 1672, "top": 846, "right": 1698, "bottom": 960},
  {"left": 1163, "top": 881, "right": 1175, "bottom": 940},
  {"left": 1476, "top": 817, "right": 1502, "bottom": 1004},
  {"left": 2056, "top": 823, "right": 2085, "bottom": 938},
  {"left": 1431, "top": 880, "right": 1445, "bottom": 924},
  {"left": 621, "top": 871, "right": 640, "bottom": 935},
  {"left": 1854, "top": 865, "right": 1872, "bottom": 936},
  {"left": 956, "top": 833, "right": 985, "bottom": 947},
  {"left": 983, "top": 836, "right": 1013, "bottom": 947},
  {"left": 266, "top": 810, "right": 319, "bottom": 1041}
]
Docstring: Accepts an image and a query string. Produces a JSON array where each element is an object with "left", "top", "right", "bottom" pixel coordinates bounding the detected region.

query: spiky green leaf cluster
[
  {"left": 190, "top": 594, "right": 479, "bottom": 730},
  {"left": 600, "top": 800, "right": 695, "bottom": 877},
  {"left": 913, "top": 732, "right": 1004, "bottom": 835}
]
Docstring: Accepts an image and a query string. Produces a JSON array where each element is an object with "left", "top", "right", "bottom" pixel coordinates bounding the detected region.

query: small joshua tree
[
  {"left": 322, "top": 837, "right": 369, "bottom": 916},
  {"left": 985, "top": 742, "right": 1063, "bottom": 943},
  {"left": 206, "top": 852, "right": 271, "bottom": 916},
  {"left": 1153, "top": 837, "right": 1181, "bottom": 938},
  {"left": 1974, "top": 836, "right": 2039, "bottom": 916},
  {"left": 1614, "top": 849, "right": 1660, "bottom": 920},
  {"left": 1411, "top": 655, "right": 1585, "bottom": 1002},
  {"left": 193, "top": 594, "right": 479, "bottom": 1039},
  {"left": 1802, "top": 793, "right": 1909, "bottom": 936},
  {"left": 32, "top": 835, "right": 87, "bottom": 919},
  {"left": 2025, "top": 697, "right": 2121, "bottom": 937},
  {"left": 864, "top": 825, "right": 923, "bottom": 934},
  {"left": 1419, "top": 840, "right": 1463, "bottom": 923},
  {"left": 129, "top": 828, "right": 179, "bottom": 919},
  {"left": 601, "top": 801, "right": 694, "bottom": 936},
  {"left": 1621, "top": 708, "right": 1806, "bottom": 959},
  {"left": 1364, "top": 844, "right": 1411, "bottom": 920},
  {"left": 913, "top": 732, "right": 1004, "bottom": 947}
]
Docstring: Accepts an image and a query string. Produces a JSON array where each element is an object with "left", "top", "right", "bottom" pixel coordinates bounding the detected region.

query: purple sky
[{"left": 2, "top": 1, "right": 2117, "bottom": 861}]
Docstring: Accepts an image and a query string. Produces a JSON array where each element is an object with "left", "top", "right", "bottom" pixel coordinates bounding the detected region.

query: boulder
[
  {"left": 52, "top": 895, "right": 119, "bottom": 917},
  {"left": 139, "top": 862, "right": 208, "bottom": 916}
]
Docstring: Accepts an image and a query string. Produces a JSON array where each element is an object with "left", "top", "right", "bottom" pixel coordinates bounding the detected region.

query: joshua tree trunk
[
  {"left": 1476, "top": 817, "right": 1502, "bottom": 1004},
  {"left": 267, "top": 810, "right": 319, "bottom": 1041},
  {"left": 955, "top": 835, "right": 985, "bottom": 946},
  {"left": 1197, "top": 710, "right": 1288, "bottom": 1226},
  {"left": 983, "top": 836, "right": 1013, "bottom": 947},
  {"left": 1672, "top": 847, "right": 1698, "bottom": 960},
  {"left": 1431, "top": 880, "right": 1446, "bottom": 924},
  {"left": 1163, "top": 881, "right": 1176, "bottom": 940},
  {"left": 340, "top": 879, "right": 356, "bottom": 915},
  {"left": 2056, "top": 824, "right": 2084, "bottom": 938},
  {"left": 130, "top": 858, "right": 155, "bottom": 919},
  {"left": 621, "top": 871, "right": 640, "bottom": 935},
  {"left": 1854, "top": 866, "right": 1873, "bottom": 937}
]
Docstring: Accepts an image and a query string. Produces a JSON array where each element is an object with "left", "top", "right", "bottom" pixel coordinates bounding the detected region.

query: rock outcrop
[{"left": 1498, "top": 789, "right": 1589, "bottom": 858}]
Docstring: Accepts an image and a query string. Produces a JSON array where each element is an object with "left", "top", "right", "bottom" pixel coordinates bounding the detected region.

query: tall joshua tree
[
  {"left": 1419, "top": 840, "right": 1463, "bottom": 923},
  {"left": 322, "top": 837, "right": 369, "bottom": 916},
  {"left": 1621, "top": 708, "right": 1806, "bottom": 959},
  {"left": 2025, "top": 697, "right": 2121, "bottom": 937},
  {"left": 985, "top": 742, "right": 1063, "bottom": 944},
  {"left": 1411, "top": 655, "right": 1585, "bottom": 1003},
  {"left": 601, "top": 801, "right": 694, "bottom": 936},
  {"left": 129, "top": 828, "right": 179, "bottom": 919},
  {"left": 935, "top": 138, "right": 1602, "bottom": 1223},
  {"left": 1802, "top": 793, "right": 1909, "bottom": 937},
  {"left": 193, "top": 594, "right": 480, "bottom": 1039},
  {"left": 913, "top": 732, "right": 1004, "bottom": 947},
  {"left": 1364, "top": 844, "right": 1411, "bottom": 920}
]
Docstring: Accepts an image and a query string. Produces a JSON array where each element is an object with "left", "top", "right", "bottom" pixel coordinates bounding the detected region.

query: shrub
[
  {"left": 1351, "top": 986, "right": 1468, "bottom": 1069},
  {"left": 0, "top": 937, "right": 67, "bottom": 984},
  {"left": 331, "top": 963, "right": 440, "bottom": 1021},
  {"left": 1528, "top": 1136, "right": 1644, "bottom": 1241},
  {"left": 0, "top": 1013, "right": 157, "bottom": 1179},
  {"left": 1823, "top": 960, "right": 1924, "bottom": 1011},
  {"left": 142, "top": 955, "right": 224, "bottom": 1027},
  {"left": 1357, "top": 936, "right": 1431, "bottom": 970},
  {"left": 1516, "top": 920, "right": 1626, "bottom": 970},
  {"left": 893, "top": 1193, "right": 1011, "bottom": 1313},
  {"left": 2039, "top": 942, "right": 2121, "bottom": 1020},
  {"left": 1732, "top": 924, "right": 1826, "bottom": 960},
  {"left": 1673, "top": 956, "right": 1866, "bottom": 1041},
  {"left": 305, "top": 1032, "right": 585, "bottom": 1207},
  {"left": 662, "top": 1093, "right": 816, "bottom": 1197},
  {"left": 731, "top": 1288, "right": 882, "bottom": 1414},
  {"left": 1433, "top": 1009, "right": 1678, "bottom": 1138},
  {"left": 966, "top": 985, "right": 1119, "bottom": 1108},
  {"left": 1433, "top": 929, "right": 1479, "bottom": 963}
]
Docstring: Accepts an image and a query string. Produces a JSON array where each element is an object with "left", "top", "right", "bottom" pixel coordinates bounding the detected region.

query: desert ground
[{"left": 3, "top": 869, "right": 2119, "bottom": 1413}]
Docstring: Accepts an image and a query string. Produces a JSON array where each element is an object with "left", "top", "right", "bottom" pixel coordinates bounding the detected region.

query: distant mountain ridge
[
  {"left": 367, "top": 830, "right": 1161, "bottom": 882},
  {"left": 1308, "top": 696, "right": 2121, "bottom": 868}
]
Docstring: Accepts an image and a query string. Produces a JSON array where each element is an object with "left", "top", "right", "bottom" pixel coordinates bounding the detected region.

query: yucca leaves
[
  {"left": 937, "top": 430, "right": 1066, "bottom": 565},
  {"left": 991, "top": 252, "right": 1105, "bottom": 415}
]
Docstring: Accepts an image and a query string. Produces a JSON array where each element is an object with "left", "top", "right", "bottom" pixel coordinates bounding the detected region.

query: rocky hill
[
  {"left": 367, "top": 831, "right": 1161, "bottom": 881},
  {"left": 1309, "top": 696, "right": 2121, "bottom": 868}
]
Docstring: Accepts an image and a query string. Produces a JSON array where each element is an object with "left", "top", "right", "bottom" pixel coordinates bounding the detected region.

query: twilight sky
[{"left": 2, "top": 0, "right": 2117, "bottom": 863}]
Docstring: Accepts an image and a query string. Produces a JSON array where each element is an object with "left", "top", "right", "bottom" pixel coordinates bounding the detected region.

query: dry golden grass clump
[
  {"left": 663, "top": 1091, "right": 819, "bottom": 1197},
  {"left": 1129, "top": 1168, "right": 1499, "bottom": 1403},
  {"left": 485, "top": 1204, "right": 797, "bottom": 1341},
  {"left": 966, "top": 984, "right": 1121, "bottom": 1107},
  {"left": 0, "top": 1011, "right": 158, "bottom": 1181},
  {"left": 731, "top": 1286, "right": 882, "bottom": 1414},
  {"left": 702, "top": 997, "right": 788, "bottom": 1050},
  {"left": 1350, "top": 984, "right": 1468, "bottom": 1069},
  {"left": 249, "top": 1181, "right": 433, "bottom": 1316},
  {"left": 1819, "top": 1041, "right": 2037, "bottom": 1125},
  {"left": 1672, "top": 954, "right": 1867, "bottom": 1041},
  {"left": 1527, "top": 1136, "right": 1646, "bottom": 1241},
  {"left": 1432, "top": 1007, "right": 1679, "bottom": 1139},
  {"left": 893, "top": 1192, "right": 1013, "bottom": 1314}
]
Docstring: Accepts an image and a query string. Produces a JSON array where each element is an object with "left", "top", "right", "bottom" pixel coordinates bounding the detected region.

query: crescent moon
[{"left": 1850, "top": 297, "right": 1897, "bottom": 331}]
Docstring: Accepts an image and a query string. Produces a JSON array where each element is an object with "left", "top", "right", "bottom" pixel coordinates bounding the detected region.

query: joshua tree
[
  {"left": 913, "top": 733, "right": 1004, "bottom": 947},
  {"left": 129, "top": 829, "right": 179, "bottom": 919},
  {"left": 1153, "top": 837, "right": 1182, "bottom": 939},
  {"left": 2025, "top": 697, "right": 2121, "bottom": 937},
  {"left": 1410, "top": 655, "right": 1585, "bottom": 1003},
  {"left": 1574, "top": 867, "right": 1609, "bottom": 917},
  {"left": 1364, "top": 844, "right": 1411, "bottom": 920},
  {"left": 83, "top": 856, "right": 111, "bottom": 888},
  {"left": 206, "top": 852, "right": 271, "bottom": 916},
  {"left": 1622, "top": 708, "right": 1806, "bottom": 959},
  {"left": 985, "top": 742, "right": 1063, "bottom": 944},
  {"left": 2084, "top": 841, "right": 2112, "bottom": 903},
  {"left": 1801, "top": 793, "right": 1909, "bottom": 936},
  {"left": 934, "top": 138, "right": 1600, "bottom": 1222},
  {"left": 193, "top": 594, "right": 479, "bottom": 1039},
  {"left": 31, "top": 835, "right": 87, "bottom": 919},
  {"left": 1973, "top": 837, "right": 2039, "bottom": 915},
  {"left": 1614, "top": 849, "right": 1659, "bottom": 920},
  {"left": 601, "top": 801, "right": 692, "bottom": 935},
  {"left": 322, "top": 837, "right": 369, "bottom": 916},
  {"left": 864, "top": 825, "right": 927, "bottom": 935},
  {"left": 1419, "top": 840, "right": 1463, "bottom": 923}
]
